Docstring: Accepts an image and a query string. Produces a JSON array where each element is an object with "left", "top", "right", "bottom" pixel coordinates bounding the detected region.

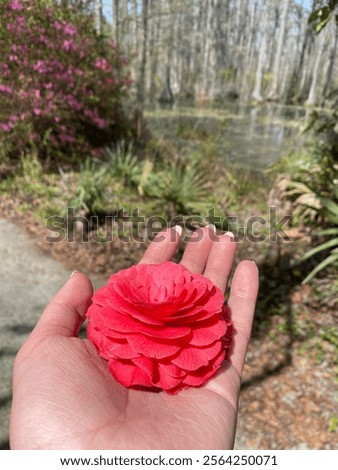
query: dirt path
[{"left": 0, "top": 218, "right": 104, "bottom": 448}]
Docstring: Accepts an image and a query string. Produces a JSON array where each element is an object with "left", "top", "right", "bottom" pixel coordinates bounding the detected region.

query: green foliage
[
  {"left": 270, "top": 145, "right": 338, "bottom": 225},
  {"left": 143, "top": 156, "right": 214, "bottom": 216},
  {"left": 70, "top": 158, "right": 107, "bottom": 214},
  {"left": 176, "top": 121, "right": 210, "bottom": 141},
  {"left": 300, "top": 226, "right": 338, "bottom": 284},
  {"left": 270, "top": 140, "right": 338, "bottom": 282},
  {"left": 328, "top": 416, "right": 338, "bottom": 433},
  {"left": 105, "top": 143, "right": 142, "bottom": 187},
  {"left": 0, "top": 150, "right": 66, "bottom": 220},
  {"left": 299, "top": 325, "right": 338, "bottom": 364},
  {"left": 308, "top": 0, "right": 338, "bottom": 33}
]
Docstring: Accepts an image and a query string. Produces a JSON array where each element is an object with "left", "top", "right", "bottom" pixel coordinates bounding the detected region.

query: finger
[
  {"left": 139, "top": 226, "right": 182, "bottom": 264},
  {"left": 31, "top": 272, "right": 93, "bottom": 339},
  {"left": 180, "top": 225, "right": 216, "bottom": 273},
  {"left": 228, "top": 260, "right": 259, "bottom": 375},
  {"left": 203, "top": 232, "right": 237, "bottom": 291}
]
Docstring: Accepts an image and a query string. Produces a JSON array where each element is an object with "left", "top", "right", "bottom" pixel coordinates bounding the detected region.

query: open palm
[{"left": 10, "top": 226, "right": 259, "bottom": 449}]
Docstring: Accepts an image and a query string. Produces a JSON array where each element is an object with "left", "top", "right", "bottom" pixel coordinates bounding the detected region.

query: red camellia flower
[{"left": 86, "top": 261, "right": 232, "bottom": 394}]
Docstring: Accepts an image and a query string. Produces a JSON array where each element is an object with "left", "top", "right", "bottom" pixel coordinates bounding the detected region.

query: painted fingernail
[
  {"left": 172, "top": 225, "right": 182, "bottom": 236},
  {"left": 70, "top": 270, "right": 79, "bottom": 278},
  {"left": 224, "top": 231, "right": 235, "bottom": 238},
  {"left": 206, "top": 224, "right": 216, "bottom": 232}
]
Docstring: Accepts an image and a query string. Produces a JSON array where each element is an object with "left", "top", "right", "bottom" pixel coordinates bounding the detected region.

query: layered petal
[{"left": 86, "top": 261, "right": 232, "bottom": 393}]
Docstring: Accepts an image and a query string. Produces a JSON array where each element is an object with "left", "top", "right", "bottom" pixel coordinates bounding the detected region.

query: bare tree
[
  {"left": 137, "top": 0, "right": 149, "bottom": 106},
  {"left": 94, "top": 0, "right": 102, "bottom": 35},
  {"left": 252, "top": 0, "right": 270, "bottom": 102},
  {"left": 267, "top": 0, "right": 291, "bottom": 100},
  {"left": 112, "top": 0, "right": 120, "bottom": 42},
  {"left": 306, "top": 29, "right": 326, "bottom": 106},
  {"left": 321, "top": 21, "right": 338, "bottom": 104},
  {"left": 86, "top": 0, "right": 337, "bottom": 106}
]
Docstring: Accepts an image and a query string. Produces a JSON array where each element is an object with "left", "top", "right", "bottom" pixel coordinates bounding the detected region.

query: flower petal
[
  {"left": 153, "top": 366, "right": 184, "bottom": 391},
  {"left": 189, "top": 316, "right": 227, "bottom": 346},
  {"left": 183, "top": 350, "right": 225, "bottom": 386},
  {"left": 127, "top": 334, "right": 181, "bottom": 359},
  {"left": 108, "top": 358, "right": 153, "bottom": 388},
  {"left": 171, "top": 341, "right": 223, "bottom": 371}
]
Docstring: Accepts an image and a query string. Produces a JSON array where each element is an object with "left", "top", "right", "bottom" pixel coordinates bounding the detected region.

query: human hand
[{"left": 10, "top": 226, "right": 259, "bottom": 449}]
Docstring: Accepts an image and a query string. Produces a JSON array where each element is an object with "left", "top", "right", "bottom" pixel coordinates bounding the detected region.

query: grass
[
  {"left": 0, "top": 154, "right": 67, "bottom": 221},
  {"left": 328, "top": 416, "right": 338, "bottom": 433}
]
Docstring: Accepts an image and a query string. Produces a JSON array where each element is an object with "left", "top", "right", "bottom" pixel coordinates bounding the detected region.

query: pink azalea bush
[{"left": 0, "top": 0, "right": 132, "bottom": 161}]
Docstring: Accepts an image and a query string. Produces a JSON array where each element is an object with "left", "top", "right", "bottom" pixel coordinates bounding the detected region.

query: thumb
[{"left": 31, "top": 271, "right": 93, "bottom": 339}]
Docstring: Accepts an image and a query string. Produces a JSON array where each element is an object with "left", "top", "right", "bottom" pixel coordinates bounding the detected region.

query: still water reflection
[{"left": 146, "top": 103, "right": 307, "bottom": 170}]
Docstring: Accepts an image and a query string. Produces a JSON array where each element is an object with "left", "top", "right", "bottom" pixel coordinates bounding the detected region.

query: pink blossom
[
  {"left": 59, "top": 134, "right": 76, "bottom": 143},
  {"left": 33, "top": 108, "right": 42, "bottom": 116},
  {"left": 62, "top": 39, "right": 74, "bottom": 52},
  {"left": 95, "top": 58, "right": 111, "bottom": 71},
  {"left": 2, "top": 65, "right": 10, "bottom": 78},
  {"left": 67, "top": 95, "right": 82, "bottom": 111},
  {"left": 10, "top": 0, "right": 24, "bottom": 11},
  {"left": 0, "top": 122, "right": 14, "bottom": 132},
  {"left": 64, "top": 24, "right": 77, "bottom": 36},
  {"left": 45, "top": 8, "right": 54, "bottom": 18},
  {"left": 93, "top": 117, "right": 106, "bottom": 129},
  {"left": 0, "top": 84, "right": 13, "bottom": 93},
  {"left": 33, "top": 60, "right": 44, "bottom": 72},
  {"left": 53, "top": 21, "right": 62, "bottom": 31}
]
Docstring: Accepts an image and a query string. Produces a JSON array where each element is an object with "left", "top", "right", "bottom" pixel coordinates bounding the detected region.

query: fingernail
[
  {"left": 206, "top": 224, "right": 216, "bottom": 232},
  {"left": 224, "top": 231, "right": 235, "bottom": 238},
  {"left": 70, "top": 270, "right": 78, "bottom": 278},
  {"left": 172, "top": 225, "right": 182, "bottom": 236}
]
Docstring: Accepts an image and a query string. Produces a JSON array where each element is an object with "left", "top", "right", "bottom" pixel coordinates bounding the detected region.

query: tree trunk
[
  {"left": 149, "top": 0, "right": 161, "bottom": 101},
  {"left": 241, "top": 0, "right": 259, "bottom": 100},
  {"left": 321, "top": 22, "right": 338, "bottom": 104},
  {"left": 137, "top": 0, "right": 149, "bottom": 107},
  {"left": 112, "top": 0, "right": 119, "bottom": 42},
  {"left": 202, "top": 0, "right": 214, "bottom": 95},
  {"left": 252, "top": 0, "right": 269, "bottom": 102},
  {"left": 94, "top": 0, "right": 102, "bottom": 35},
  {"left": 267, "top": 0, "right": 290, "bottom": 100},
  {"left": 306, "top": 30, "right": 326, "bottom": 106}
]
